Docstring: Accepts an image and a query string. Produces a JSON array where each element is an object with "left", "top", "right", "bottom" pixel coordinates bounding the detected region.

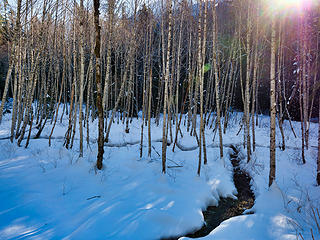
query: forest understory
[{"left": 0, "top": 0, "right": 320, "bottom": 239}]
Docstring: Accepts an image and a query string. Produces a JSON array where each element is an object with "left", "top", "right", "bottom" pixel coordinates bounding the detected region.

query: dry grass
[{"left": 299, "top": 208, "right": 320, "bottom": 240}]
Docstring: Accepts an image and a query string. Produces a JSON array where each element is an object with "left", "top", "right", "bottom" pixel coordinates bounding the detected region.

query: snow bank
[{"left": 0, "top": 112, "right": 237, "bottom": 240}]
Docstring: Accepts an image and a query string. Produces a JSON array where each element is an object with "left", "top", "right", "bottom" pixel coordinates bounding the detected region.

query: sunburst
[{"left": 270, "top": 0, "right": 314, "bottom": 12}]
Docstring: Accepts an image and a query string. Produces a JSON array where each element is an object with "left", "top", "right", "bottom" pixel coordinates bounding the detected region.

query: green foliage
[{"left": 203, "top": 63, "right": 211, "bottom": 73}]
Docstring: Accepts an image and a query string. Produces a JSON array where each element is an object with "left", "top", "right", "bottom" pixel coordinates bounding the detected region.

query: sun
[
  {"left": 271, "top": 0, "right": 314, "bottom": 12},
  {"left": 277, "top": 0, "right": 303, "bottom": 8}
]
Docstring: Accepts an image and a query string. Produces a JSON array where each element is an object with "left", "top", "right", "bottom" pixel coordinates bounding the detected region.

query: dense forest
[
  {"left": 1, "top": 0, "right": 319, "bottom": 181},
  {"left": 0, "top": 0, "right": 319, "bottom": 238}
]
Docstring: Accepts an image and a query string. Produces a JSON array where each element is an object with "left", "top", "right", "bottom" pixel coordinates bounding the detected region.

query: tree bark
[
  {"left": 78, "top": 0, "right": 85, "bottom": 157},
  {"left": 162, "top": 0, "right": 172, "bottom": 174},
  {"left": 269, "top": 15, "right": 276, "bottom": 187},
  {"left": 212, "top": 0, "right": 223, "bottom": 159},
  {"left": 317, "top": 94, "right": 320, "bottom": 185},
  {"left": 94, "top": 0, "right": 104, "bottom": 170},
  {"left": 245, "top": 4, "right": 252, "bottom": 162}
]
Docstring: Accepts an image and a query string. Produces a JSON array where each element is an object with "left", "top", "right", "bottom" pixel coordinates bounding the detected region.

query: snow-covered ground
[{"left": 0, "top": 110, "right": 319, "bottom": 240}]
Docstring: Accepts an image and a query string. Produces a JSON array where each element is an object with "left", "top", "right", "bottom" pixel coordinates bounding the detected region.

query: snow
[
  {"left": 0, "top": 110, "right": 319, "bottom": 239},
  {"left": 181, "top": 114, "right": 320, "bottom": 240},
  {"left": 181, "top": 184, "right": 298, "bottom": 240}
]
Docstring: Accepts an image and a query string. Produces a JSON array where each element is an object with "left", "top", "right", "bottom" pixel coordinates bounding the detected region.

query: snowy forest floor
[{"left": 0, "top": 110, "right": 319, "bottom": 240}]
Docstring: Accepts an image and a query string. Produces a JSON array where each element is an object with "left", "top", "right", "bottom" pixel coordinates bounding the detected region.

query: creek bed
[{"left": 163, "top": 145, "right": 255, "bottom": 239}]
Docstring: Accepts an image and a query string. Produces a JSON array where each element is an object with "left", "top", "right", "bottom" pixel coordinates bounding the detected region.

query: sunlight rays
[{"left": 268, "top": 0, "right": 315, "bottom": 13}]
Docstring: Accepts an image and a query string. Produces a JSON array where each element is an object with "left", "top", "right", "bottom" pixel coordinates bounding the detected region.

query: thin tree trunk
[
  {"left": 147, "top": 16, "right": 153, "bottom": 157},
  {"left": 212, "top": 0, "right": 223, "bottom": 159},
  {"left": 196, "top": 0, "right": 203, "bottom": 175},
  {"left": 277, "top": 21, "right": 285, "bottom": 150},
  {"left": 78, "top": 0, "right": 85, "bottom": 157},
  {"left": 269, "top": 15, "right": 276, "bottom": 187},
  {"left": 162, "top": 0, "right": 172, "bottom": 174},
  {"left": 10, "top": 48, "right": 19, "bottom": 142},
  {"left": 299, "top": 17, "right": 306, "bottom": 164},
  {"left": 302, "top": 17, "right": 308, "bottom": 150},
  {"left": 147, "top": 67, "right": 153, "bottom": 157},
  {"left": 94, "top": 0, "right": 104, "bottom": 169},
  {"left": 251, "top": 36, "right": 258, "bottom": 152},
  {"left": 105, "top": 55, "right": 131, "bottom": 142},
  {"left": 102, "top": 0, "right": 114, "bottom": 115},
  {"left": 317, "top": 94, "right": 320, "bottom": 185},
  {"left": 0, "top": 0, "right": 21, "bottom": 123},
  {"left": 17, "top": 53, "right": 40, "bottom": 147},
  {"left": 49, "top": 77, "right": 64, "bottom": 146},
  {"left": 25, "top": 112, "right": 34, "bottom": 148},
  {"left": 245, "top": 4, "right": 252, "bottom": 163},
  {"left": 0, "top": 54, "right": 14, "bottom": 123}
]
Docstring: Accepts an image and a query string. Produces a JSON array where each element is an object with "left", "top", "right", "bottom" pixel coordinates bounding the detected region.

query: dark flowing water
[{"left": 162, "top": 145, "right": 255, "bottom": 239}]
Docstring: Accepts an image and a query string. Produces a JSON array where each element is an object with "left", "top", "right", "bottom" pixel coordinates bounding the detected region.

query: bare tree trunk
[
  {"left": 224, "top": 42, "right": 237, "bottom": 133},
  {"left": 282, "top": 52, "right": 297, "bottom": 138},
  {"left": 251, "top": 36, "right": 258, "bottom": 152},
  {"left": 140, "top": 36, "right": 148, "bottom": 158},
  {"left": 147, "top": 67, "right": 153, "bottom": 157},
  {"left": 277, "top": 21, "right": 285, "bottom": 150},
  {"left": 94, "top": 0, "right": 104, "bottom": 170},
  {"left": 201, "top": 0, "right": 208, "bottom": 166},
  {"left": 172, "top": 81, "right": 190, "bottom": 152},
  {"left": 86, "top": 55, "right": 93, "bottom": 148},
  {"left": 299, "top": 69, "right": 306, "bottom": 164},
  {"left": 78, "top": 0, "right": 85, "bottom": 157},
  {"left": 302, "top": 18, "right": 308, "bottom": 151},
  {"left": 147, "top": 17, "right": 153, "bottom": 157},
  {"left": 269, "top": 15, "right": 276, "bottom": 187},
  {"left": 49, "top": 77, "right": 64, "bottom": 146},
  {"left": 64, "top": 81, "right": 75, "bottom": 148},
  {"left": 125, "top": 57, "right": 135, "bottom": 133},
  {"left": 25, "top": 112, "right": 33, "bottom": 148},
  {"left": 298, "top": 17, "right": 306, "bottom": 164},
  {"left": 175, "top": 8, "right": 183, "bottom": 129},
  {"left": 187, "top": 32, "right": 194, "bottom": 132},
  {"left": 0, "top": 0, "right": 21, "bottom": 123},
  {"left": 317, "top": 94, "right": 320, "bottom": 185},
  {"left": 17, "top": 54, "right": 40, "bottom": 147},
  {"left": 245, "top": 3, "right": 252, "bottom": 162},
  {"left": 212, "top": 0, "right": 223, "bottom": 159},
  {"left": 10, "top": 47, "right": 19, "bottom": 142},
  {"left": 312, "top": 38, "right": 319, "bottom": 184},
  {"left": 70, "top": 6, "right": 78, "bottom": 150},
  {"left": 162, "top": 0, "right": 172, "bottom": 174},
  {"left": 102, "top": 0, "right": 114, "bottom": 115},
  {"left": 105, "top": 55, "right": 131, "bottom": 142},
  {"left": 196, "top": 0, "right": 203, "bottom": 175},
  {"left": 0, "top": 52, "right": 14, "bottom": 123}
]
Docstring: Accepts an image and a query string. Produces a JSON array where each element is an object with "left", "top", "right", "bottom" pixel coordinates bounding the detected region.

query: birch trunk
[
  {"left": 269, "top": 15, "right": 276, "bottom": 187},
  {"left": 212, "top": 0, "right": 223, "bottom": 159},
  {"left": 79, "top": 0, "right": 85, "bottom": 157},
  {"left": 162, "top": 0, "right": 172, "bottom": 174},
  {"left": 245, "top": 4, "right": 252, "bottom": 162}
]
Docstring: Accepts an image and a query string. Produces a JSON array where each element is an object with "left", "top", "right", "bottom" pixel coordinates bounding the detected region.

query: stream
[{"left": 163, "top": 144, "right": 255, "bottom": 239}]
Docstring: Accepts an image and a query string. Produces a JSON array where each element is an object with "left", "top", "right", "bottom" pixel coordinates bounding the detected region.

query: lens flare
[
  {"left": 277, "top": 0, "right": 303, "bottom": 8},
  {"left": 269, "top": 0, "right": 314, "bottom": 13}
]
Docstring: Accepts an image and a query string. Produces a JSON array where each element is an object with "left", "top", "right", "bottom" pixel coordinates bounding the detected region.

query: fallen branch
[
  {"left": 86, "top": 195, "right": 101, "bottom": 200},
  {"left": 167, "top": 165, "right": 183, "bottom": 168}
]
